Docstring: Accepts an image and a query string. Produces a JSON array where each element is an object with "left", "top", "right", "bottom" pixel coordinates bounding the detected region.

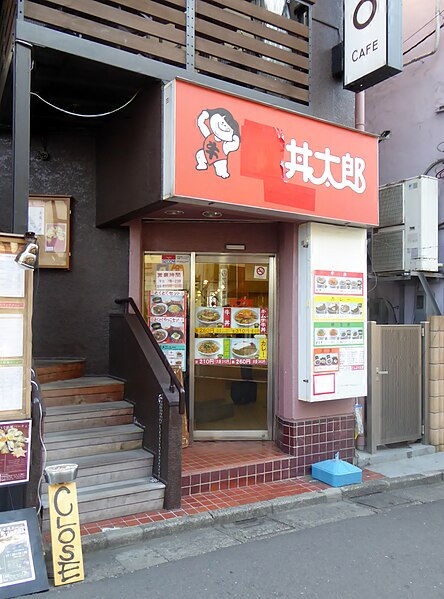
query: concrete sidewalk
[{"left": 66, "top": 444, "right": 444, "bottom": 556}]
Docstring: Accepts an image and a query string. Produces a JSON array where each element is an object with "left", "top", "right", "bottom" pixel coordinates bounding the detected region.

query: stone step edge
[
  {"left": 42, "top": 477, "right": 165, "bottom": 508},
  {"left": 45, "top": 448, "right": 153, "bottom": 469},
  {"left": 44, "top": 423, "right": 143, "bottom": 442},
  {"left": 45, "top": 401, "right": 133, "bottom": 416}
]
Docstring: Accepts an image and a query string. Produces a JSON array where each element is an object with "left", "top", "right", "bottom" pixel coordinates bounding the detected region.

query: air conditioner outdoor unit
[{"left": 372, "top": 175, "right": 438, "bottom": 273}]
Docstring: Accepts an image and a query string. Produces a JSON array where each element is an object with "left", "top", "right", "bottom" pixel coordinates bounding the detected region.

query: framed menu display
[
  {"left": 298, "top": 223, "right": 367, "bottom": 401},
  {"left": 28, "top": 195, "right": 71, "bottom": 269},
  {"left": 0, "top": 234, "right": 33, "bottom": 419}
]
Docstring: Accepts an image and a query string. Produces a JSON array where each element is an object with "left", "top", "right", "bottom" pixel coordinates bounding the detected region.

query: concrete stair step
[
  {"left": 356, "top": 444, "right": 436, "bottom": 469},
  {"left": 42, "top": 449, "right": 154, "bottom": 490},
  {"left": 41, "top": 376, "right": 125, "bottom": 407},
  {"left": 45, "top": 424, "right": 143, "bottom": 460},
  {"left": 35, "top": 358, "right": 86, "bottom": 384},
  {"left": 44, "top": 401, "right": 134, "bottom": 432},
  {"left": 42, "top": 478, "right": 165, "bottom": 527}
]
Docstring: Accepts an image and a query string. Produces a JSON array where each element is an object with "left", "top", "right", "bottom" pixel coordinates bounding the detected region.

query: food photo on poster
[
  {"left": 148, "top": 291, "right": 187, "bottom": 318},
  {"left": 195, "top": 306, "right": 268, "bottom": 334},
  {"left": 195, "top": 337, "right": 267, "bottom": 365}
]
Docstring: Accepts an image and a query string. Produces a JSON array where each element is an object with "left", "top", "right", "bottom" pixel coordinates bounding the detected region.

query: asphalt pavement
[{"left": 45, "top": 480, "right": 444, "bottom": 599}]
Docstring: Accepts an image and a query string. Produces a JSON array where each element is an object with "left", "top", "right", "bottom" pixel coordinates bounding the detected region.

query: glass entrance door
[{"left": 191, "top": 255, "right": 274, "bottom": 440}]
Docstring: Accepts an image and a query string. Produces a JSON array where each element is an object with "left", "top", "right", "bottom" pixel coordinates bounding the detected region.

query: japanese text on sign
[{"left": 284, "top": 140, "right": 366, "bottom": 194}]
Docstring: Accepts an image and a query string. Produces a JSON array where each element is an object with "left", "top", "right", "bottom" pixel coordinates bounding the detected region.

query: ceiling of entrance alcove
[
  {"left": 0, "top": 46, "right": 147, "bottom": 132},
  {"left": 142, "top": 201, "right": 306, "bottom": 224}
]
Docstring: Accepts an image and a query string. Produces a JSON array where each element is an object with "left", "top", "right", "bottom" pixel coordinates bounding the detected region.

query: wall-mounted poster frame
[
  {"left": 0, "top": 234, "right": 33, "bottom": 419},
  {"left": 28, "top": 195, "right": 71, "bottom": 269}
]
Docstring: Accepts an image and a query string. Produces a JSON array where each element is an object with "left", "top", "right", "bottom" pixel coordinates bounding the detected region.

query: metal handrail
[{"left": 115, "top": 297, "right": 185, "bottom": 414}]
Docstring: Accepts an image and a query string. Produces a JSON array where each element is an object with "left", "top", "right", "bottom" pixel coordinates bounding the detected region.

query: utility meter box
[{"left": 372, "top": 176, "right": 438, "bottom": 273}]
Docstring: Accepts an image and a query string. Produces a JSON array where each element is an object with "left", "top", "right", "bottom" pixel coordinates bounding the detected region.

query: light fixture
[
  {"left": 164, "top": 209, "right": 185, "bottom": 216},
  {"left": 202, "top": 210, "right": 223, "bottom": 219},
  {"left": 15, "top": 232, "right": 39, "bottom": 270},
  {"left": 378, "top": 130, "right": 391, "bottom": 142},
  {"left": 225, "top": 243, "right": 246, "bottom": 251}
]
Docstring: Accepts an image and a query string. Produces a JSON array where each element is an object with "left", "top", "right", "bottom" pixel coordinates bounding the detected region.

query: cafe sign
[
  {"left": 163, "top": 80, "right": 378, "bottom": 227},
  {"left": 344, "top": 0, "right": 403, "bottom": 91}
]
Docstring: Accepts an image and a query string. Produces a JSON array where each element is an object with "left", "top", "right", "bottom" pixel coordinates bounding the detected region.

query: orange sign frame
[{"left": 164, "top": 80, "right": 378, "bottom": 226}]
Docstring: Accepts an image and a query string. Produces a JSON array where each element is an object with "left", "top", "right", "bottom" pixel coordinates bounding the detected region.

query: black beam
[{"left": 12, "top": 41, "right": 31, "bottom": 233}]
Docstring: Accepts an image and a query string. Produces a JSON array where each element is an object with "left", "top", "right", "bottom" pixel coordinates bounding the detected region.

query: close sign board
[{"left": 344, "top": 0, "right": 403, "bottom": 91}]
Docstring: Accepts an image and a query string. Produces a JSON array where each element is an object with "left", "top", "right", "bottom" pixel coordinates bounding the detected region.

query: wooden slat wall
[
  {"left": 23, "top": 0, "right": 310, "bottom": 104},
  {"left": 195, "top": 0, "right": 309, "bottom": 104},
  {"left": 0, "top": 0, "right": 16, "bottom": 102},
  {"left": 24, "top": 0, "right": 187, "bottom": 66}
]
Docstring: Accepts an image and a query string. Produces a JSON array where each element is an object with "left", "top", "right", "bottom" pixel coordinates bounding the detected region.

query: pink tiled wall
[{"left": 276, "top": 413, "right": 355, "bottom": 469}]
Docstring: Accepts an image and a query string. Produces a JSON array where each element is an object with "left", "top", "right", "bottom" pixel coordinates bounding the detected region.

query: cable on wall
[{"left": 30, "top": 90, "right": 139, "bottom": 118}]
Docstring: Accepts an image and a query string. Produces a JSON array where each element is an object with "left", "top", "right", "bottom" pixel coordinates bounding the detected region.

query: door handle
[{"left": 376, "top": 367, "right": 389, "bottom": 375}]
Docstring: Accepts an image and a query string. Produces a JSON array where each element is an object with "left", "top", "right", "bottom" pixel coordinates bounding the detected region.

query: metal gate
[{"left": 366, "top": 321, "right": 428, "bottom": 453}]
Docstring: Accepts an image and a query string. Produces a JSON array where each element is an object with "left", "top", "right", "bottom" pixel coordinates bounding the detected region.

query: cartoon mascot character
[{"left": 195, "top": 108, "right": 241, "bottom": 179}]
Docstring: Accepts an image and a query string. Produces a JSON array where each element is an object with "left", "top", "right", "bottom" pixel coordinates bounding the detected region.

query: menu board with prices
[
  {"left": 313, "top": 322, "right": 364, "bottom": 346},
  {"left": 298, "top": 224, "right": 367, "bottom": 402},
  {"left": 0, "top": 420, "right": 31, "bottom": 486},
  {"left": 195, "top": 307, "right": 268, "bottom": 335},
  {"left": 148, "top": 291, "right": 187, "bottom": 371},
  {"left": 195, "top": 337, "right": 267, "bottom": 365},
  {"left": 313, "top": 271, "right": 363, "bottom": 295},
  {"left": 312, "top": 269, "right": 366, "bottom": 389}
]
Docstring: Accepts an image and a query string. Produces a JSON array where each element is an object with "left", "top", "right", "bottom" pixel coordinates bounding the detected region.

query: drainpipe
[
  {"left": 404, "top": 0, "right": 441, "bottom": 67},
  {"left": 355, "top": 91, "right": 365, "bottom": 131}
]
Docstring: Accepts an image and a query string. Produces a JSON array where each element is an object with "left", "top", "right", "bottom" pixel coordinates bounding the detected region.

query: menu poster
[
  {"left": 149, "top": 317, "right": 186, "bottom": 345},
  {"left": 314, "top": 296, "right": 363, "bottom": 320},
  {"left": 0, "top": 420, "right": 31, "bottom": 486},
  {"left": 195, "top": 337, "right": 267, "bottom": 365},
  {"left": 313, "top": 348, "right": 339, "bottom": 373},
  {"left": 195, "top": 307, "right": 268, "bottom": 334},
  {"left": 314, "top": 270, "right": 363, "bottom": 295},
  {"left": 148, "top": 291, "right": 186, "bottom": 319},
  {"left": 160, "top": 345, "right": 186, "bottom": 371},
  {"left": 148, "top": 291, "right": 187, "bottom": 372},
  {"left": 0, "top": 508, "right": 48, "bottom": 597},
  {"left": 312, "top": 268, "right": 365, "bottom": 379},
  {"left": 314, "top": 322, "right": 364, "bottom": 347},
  {"left": 298, "top": 224, "right": 367, "bottom": 402}
]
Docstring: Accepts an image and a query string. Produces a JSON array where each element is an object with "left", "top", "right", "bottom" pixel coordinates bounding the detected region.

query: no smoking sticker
[{"left": 254, "top": 265, "right": 268, "bottom": 280}]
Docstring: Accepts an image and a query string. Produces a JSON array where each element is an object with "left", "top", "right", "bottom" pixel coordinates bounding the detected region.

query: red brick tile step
[{"left": 181, "top": 440, "right": 353, "bottom": 496}]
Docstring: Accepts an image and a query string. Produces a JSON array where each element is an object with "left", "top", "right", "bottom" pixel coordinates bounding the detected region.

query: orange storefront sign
[{"left": 164, "top": 80, "right": 378, "bottom": 226}]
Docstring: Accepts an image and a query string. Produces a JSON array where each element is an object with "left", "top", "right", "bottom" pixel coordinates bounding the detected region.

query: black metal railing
[
  {"left": 110, "top": 297, "right": 184, "bottom": 509},
  {"left": 115, "top": 297, "right": 185, "bottom": 414}
]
